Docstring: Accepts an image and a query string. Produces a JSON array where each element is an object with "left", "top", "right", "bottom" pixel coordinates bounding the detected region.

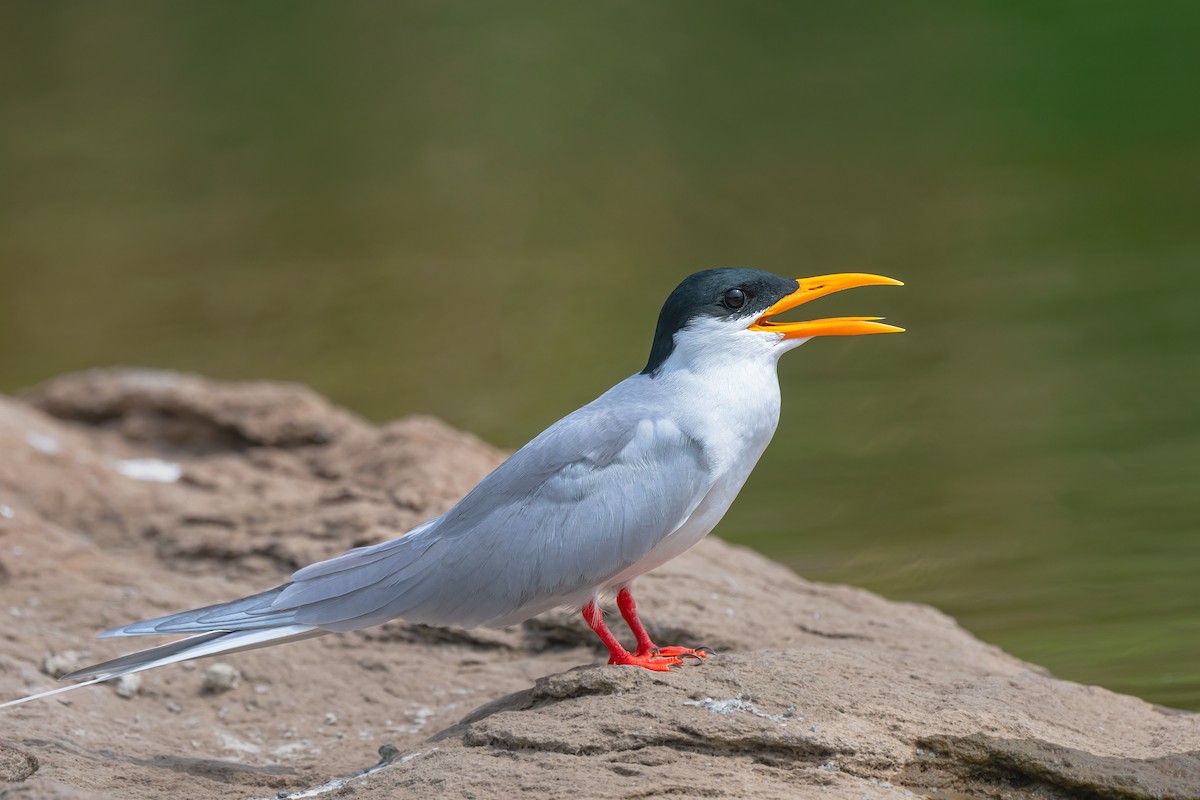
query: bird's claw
[
  {"left": 634, "top": 645, "right": 715, "bottom": 666},
  {"left": 611, "top": 643, "right": 718, "bottom": 671},
  {"left": 609, "top": 652, "right": 685, "bottom": 671}
]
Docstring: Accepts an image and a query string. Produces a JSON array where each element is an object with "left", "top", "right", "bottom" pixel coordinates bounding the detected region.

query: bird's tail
[{"left": 0, "top": 624, "right": 326, "bottom": 710}]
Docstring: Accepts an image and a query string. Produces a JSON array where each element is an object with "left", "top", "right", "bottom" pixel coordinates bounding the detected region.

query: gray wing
[
  {"left": 277, "top": 402, "right": 712, "bottom": 630},
  {"left": 113, "top": 394, "right": 713, "bottom": 638}
]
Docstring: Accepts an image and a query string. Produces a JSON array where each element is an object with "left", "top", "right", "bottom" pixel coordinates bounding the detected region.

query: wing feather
[
  {"left": 278, "top": 394, "right": 711, "bottom": 630},
  {"left": 101, "top": 379, "right": 713, "bottom": 638}
]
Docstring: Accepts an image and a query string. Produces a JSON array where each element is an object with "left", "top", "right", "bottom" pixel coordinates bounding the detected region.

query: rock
[
  {"left": 0, "top": 742, "right": 38, "bottom": 782},
  {"left": 113, "top": 673, "right": 141, "bottom": 699},
  {"left": 906, "top": 733, "right": 1200, "bottom": 800},
  {"left": 201, "top": 663, "right": 241, "bottom": 694},
  {"left": 0, "top": 369, "right": 1197, "bottom": 799},
  {"left": 363, "top": 653, "right": 1200, "bottom": 798},
  {"left": 23, "top": 367, "right": 370, "bottom": 451},
  {"left": 39, "top": 651, "right": 89, "bottom": 679}
]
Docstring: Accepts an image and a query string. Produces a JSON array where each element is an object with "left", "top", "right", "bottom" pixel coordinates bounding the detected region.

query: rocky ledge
[{"left": 0, "top": 369, "right": 1196, "bottom": 799}]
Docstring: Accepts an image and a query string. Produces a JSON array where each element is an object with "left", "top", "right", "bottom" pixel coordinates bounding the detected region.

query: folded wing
[{"left": 105, "top": 394, "right": 711, "bottom": 638}]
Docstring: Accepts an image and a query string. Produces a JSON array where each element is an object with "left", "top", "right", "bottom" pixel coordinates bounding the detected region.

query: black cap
[{"left": 642, "top": 268, "right": 799, "bottom": 376}]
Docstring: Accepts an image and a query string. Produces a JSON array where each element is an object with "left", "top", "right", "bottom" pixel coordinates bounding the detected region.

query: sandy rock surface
[{"left": 0, "top": 369, "right": 1196, "bottom": 800}]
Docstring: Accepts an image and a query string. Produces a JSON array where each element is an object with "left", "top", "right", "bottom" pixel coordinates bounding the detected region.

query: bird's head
[{"left": 642, "top": 268, "right": 903, "bottom": 376}]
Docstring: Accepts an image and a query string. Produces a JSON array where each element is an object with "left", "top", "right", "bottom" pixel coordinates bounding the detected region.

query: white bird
[{"left": 2, "top": 268, "right": 901, "bottom": 708}]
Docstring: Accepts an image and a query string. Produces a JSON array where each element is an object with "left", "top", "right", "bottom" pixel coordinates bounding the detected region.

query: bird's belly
[
  {"left": 602, "top": 396, "right": 779, "bottom": 590},
  {"left": 603, "top": 467, "right": 751, "bottom": 589}
]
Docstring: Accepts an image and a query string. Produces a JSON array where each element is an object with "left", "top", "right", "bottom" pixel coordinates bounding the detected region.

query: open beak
[{"left": 747, "top": 273, "right": 904, "bottom": 339}]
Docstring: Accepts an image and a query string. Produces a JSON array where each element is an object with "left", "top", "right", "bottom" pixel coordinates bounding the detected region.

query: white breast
[{"left": 604, "top": 320, "right": 787, "bottom": 588}]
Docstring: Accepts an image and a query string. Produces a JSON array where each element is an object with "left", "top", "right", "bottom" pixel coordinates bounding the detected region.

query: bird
[{"left": 2, "top": 268, "right": 901, "bottom": 708}]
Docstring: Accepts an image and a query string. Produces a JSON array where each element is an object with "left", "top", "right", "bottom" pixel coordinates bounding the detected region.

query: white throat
[
  {"left": 649, "top": 316, "right": 808, "bottom": 476},
  {"left": 656, "top": 315, "right": 809, "bottom": 378}
]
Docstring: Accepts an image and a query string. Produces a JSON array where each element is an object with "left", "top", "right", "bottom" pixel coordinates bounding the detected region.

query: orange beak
[{"left": 747, "top": 273, "right": 904, "bottom": 339}]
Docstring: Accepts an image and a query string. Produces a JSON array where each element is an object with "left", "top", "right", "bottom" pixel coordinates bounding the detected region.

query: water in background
[{"left": 2, "top": 3, "right": 1198, "bottom": 708}]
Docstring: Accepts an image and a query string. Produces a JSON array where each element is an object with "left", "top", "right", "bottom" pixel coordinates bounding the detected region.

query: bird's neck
[{"left": 651, "top": 357, "right": 783, "bottom": 474}]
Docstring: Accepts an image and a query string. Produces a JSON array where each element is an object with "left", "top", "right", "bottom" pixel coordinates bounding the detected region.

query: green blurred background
[{"left": 2, "top": 2, "right": 1198, "bottom": 708}]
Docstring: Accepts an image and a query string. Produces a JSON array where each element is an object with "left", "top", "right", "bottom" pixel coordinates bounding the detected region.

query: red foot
[
  {"left": 582, "top": 593, "right": 716, "bottom": 673},
  {"left": 608, "top": 650, "right": 685, "bottom": 672},
  {"left": 646, "top": 645, "right": 714, "bottom": 660}
]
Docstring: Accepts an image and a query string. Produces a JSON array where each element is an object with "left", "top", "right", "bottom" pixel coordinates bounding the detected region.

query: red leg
[
  {"left": 616, "top": 587, "right": 658, "bottom": 656},
  {"left": 582, "top": 600, "right": 683, "bottom": 671},
  {"left": 615, "top": 587, "right": 714, "bottom": 661}
]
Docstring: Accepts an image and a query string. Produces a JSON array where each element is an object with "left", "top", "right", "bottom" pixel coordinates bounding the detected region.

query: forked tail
[{"left": 0, "top": 624, "right": 326, "bottom": 710}]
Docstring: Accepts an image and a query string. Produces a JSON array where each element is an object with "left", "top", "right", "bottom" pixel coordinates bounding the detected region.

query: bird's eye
[{"left": 721, "top": 288, "right": 746, "bottom": 310}]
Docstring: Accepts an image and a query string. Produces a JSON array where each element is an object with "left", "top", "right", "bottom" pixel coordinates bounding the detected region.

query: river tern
[{"left": 2, "top": 268, "right": 901, "bottom": 708}]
